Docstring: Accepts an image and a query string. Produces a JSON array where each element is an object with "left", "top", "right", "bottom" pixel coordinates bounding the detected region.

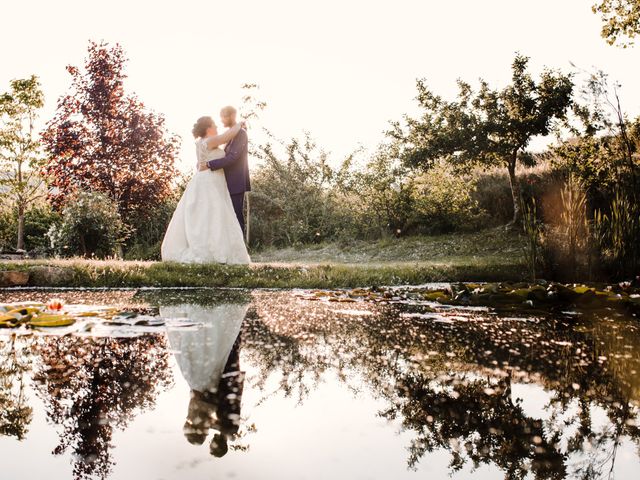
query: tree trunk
[
  {"left": 16, "top": 204, "right": 25, "bottom": 251},
  {"left": 507, "top": 155, "right": 522, "bottom": 225}
]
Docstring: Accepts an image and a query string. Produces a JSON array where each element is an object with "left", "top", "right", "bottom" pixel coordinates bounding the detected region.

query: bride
[{"left": 161, "top": 116, "right": 251, "bottom": 264}]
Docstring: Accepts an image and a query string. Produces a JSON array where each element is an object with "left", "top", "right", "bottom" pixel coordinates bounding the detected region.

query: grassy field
[
  {"left": 253, "top": 228, "right": 524, "bottom": 265},
  {"left": 0, "top": 229, "right": 527, "bottom": 289}
]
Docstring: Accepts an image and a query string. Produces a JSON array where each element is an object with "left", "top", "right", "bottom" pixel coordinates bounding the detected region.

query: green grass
[
  {"left": 0, "top": 229, "right": 527, "bottom": 289},
  {"left": 253, "top": 228, "right": 524, "bottom": 264}
]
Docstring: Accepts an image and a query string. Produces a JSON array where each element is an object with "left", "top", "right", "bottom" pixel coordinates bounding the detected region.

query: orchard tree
[
  {"left": 593, "top": 0, "right": 640, "bottom": 47},
  {"left": 0, "top": 76, "right": 46, "bottom": 250},
  {"left": 389, "top": 54, "right": 573, "bottom": 224},
  {"left": 42, "top": 41, "right": 179, "bottom": 222}
]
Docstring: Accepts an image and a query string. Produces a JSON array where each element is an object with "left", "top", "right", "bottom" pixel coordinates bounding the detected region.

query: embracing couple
[{"left": 161, "top": 106, "right": 251, "bottom": 265}]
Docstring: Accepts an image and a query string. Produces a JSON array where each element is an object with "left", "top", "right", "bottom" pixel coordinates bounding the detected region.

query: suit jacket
[{"left": 207, "top": 128, "right": 251, "bottom": 195}]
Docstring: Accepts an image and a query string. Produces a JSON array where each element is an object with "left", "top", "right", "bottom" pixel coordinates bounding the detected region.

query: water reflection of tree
[
  {"left": 0, "top": 336, "right": 34, "bottom": 440},
  {"left": 31, "top": 335, "right": 173, "bottom": 480},
  {"left": 384, "top": 373, "right": 565, "bottom": 479},
  {"left": 243, "top": 292, "right": 640, "bottom": 479}
]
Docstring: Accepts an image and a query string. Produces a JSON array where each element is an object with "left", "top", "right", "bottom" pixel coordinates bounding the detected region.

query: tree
[
  {"left": 41, "top": 41, "right": 179, "bottom": 222},
  {"left": 389, "top": 54, "right": 574, "bottom": 224},
  {"left": 0, "top": 76, "right": 46, "bottom": 250},
  {"left": 593, "top": 0, "right": 640, "bottom": 47}
]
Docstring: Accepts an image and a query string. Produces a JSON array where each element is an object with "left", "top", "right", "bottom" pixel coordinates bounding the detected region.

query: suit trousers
[{"left": 230, "top": 193, "right": 245, "bottom": 236}]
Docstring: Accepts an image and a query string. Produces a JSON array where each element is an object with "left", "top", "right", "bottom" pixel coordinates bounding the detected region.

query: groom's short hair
[{"left": 221, "top": 106, "right": 236, "bottom": 116}]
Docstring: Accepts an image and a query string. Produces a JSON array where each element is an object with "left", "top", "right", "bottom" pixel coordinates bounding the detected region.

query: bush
[
  {"left": 123, "top": 196, "right": 179, "bottom": 260},
  {"left": 248, "top": 135, "right": 351, "bottom": 248},
  {"left": 344, "top": 145, "right": 414, "bottom": 239},
  {"left": 23, "top": 205, "right": 61, "bottom": 254},
  {"left": 0, "top": 210, "right": 17, "bottom": 252},
  {"left": 472, "top": 165, "right": 566, "bottom": 226},
  {"left": 0, "top": 205, "right": 61, "bottom": 254},
  {"left": 406, "top": 163, "right": 488, "bottom": 234},
  {"left": 48, "top": 191, "right": 128, "bottom": 258}
]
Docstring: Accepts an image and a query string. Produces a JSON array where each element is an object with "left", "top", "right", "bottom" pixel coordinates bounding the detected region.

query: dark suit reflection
[{"left": 183, "top": 331, "right": 244, "bottom": 457}]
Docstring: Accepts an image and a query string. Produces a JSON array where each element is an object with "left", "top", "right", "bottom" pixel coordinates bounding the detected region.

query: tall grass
[
  {"left": 594, "top": 188, "right": 640, "bottom": 278},
  {"left": 520, "top": 197, "right": 541, "bottom": 281}
]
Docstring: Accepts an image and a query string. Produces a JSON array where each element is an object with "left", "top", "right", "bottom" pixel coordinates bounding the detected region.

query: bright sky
[{"left": 2, "top": 0, "right": 638, "bottom": 172}]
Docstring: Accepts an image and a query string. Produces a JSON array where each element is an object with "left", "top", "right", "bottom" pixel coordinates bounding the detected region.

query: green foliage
[
  {"left": 341, "top": 143, "right": 413, "bottom": 238},
  {"left": 390, "top": 54, "right": 574, "bottom": 223},
  {"left": 593, "top": 0, "right": 640, "bottom": 46},
  {"left": 249, "top": 133, "right": 352, "bottom": 247},
  {"left": 124, "top": 195, "right": 179, "bottom": 260},
  {"left": 0, "top": 75, "right": 47, "bottom": 250},
  {"left": 23, "top": 205, "right": 60, "bottom": 253},
  {"left": 48, "top": 191, "right": 128, "bottom": 258},
  {"left": 551, "top": 70, "right": 640, "bottom": 280},
  {"left": 554, "top": 69, "right": 639, "bottom": 197},
  {"left": 594, "top": 188, "right": 640, "bottom": 277},
  {"left": 406, "top": 163, "right": 487, "bottom": 234},
  {"left": 0, "top": 205, "right": 60, "bottom": 253},
  {"left": 0, "top": 210, "right": 16, "bottom": 252},
  {"left": 248, "top": 139, "right": 488, "bottom": 249},
  {"left": 520, "top": 198, "right": 541, "bottom": 281}
]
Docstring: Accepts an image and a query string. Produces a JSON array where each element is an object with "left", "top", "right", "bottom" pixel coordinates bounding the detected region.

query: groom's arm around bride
[{"left": 206, "top": 127, "right": 247, "bottom": 172}]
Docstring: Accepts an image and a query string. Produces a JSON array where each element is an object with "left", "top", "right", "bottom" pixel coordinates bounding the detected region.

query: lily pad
[{"left": 29, "top": 314, "right": 76, "bottom": 328}]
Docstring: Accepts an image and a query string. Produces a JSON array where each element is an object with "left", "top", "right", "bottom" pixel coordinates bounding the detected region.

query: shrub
[
  {"left": 406, "top": 163, "right": 487, "bottom": 234},
  {"left": 48, "top": 191, "right": 128, "bottom": 258},
  {"left": 248, "top": 134, "right": 350, "bottom": 248},
  {"left": 538, "top": 176, "right": 595, "bottom": 281},
  {"left": 0, "top": 205, "right": 61, "bottom": 253},
  {"left": 472, "top": 165, "right": 566, "bottom": 226},
  {"left": 0, "top": 209, "right": 16, "bottom": 252},
  {"left": 123, "top": 196, "right": 179, "bottom": 260},
  {"left": 23, "top": 205, "right": 61, "bottom": 253}
]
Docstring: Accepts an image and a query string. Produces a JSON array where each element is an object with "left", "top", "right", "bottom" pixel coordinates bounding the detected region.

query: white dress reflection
[{"left": 161, "top": 303, "right": 249, "bottom": 457}]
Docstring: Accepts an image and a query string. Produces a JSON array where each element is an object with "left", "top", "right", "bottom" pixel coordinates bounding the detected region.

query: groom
[{"left": 206, "top": 106, "right": 251, "bottom": 235}]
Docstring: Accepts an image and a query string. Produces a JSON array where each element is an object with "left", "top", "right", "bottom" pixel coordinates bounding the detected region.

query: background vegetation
[{"left": 1, "top": 3, "right": 639, "bottom": 283}]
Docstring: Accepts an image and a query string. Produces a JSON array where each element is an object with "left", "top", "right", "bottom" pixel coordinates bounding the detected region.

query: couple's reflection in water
[
  {"left": 4, "top": 289, "right": 640, "bottom": 480},
  {"left": 161, "top": 299, "right": 250, "bottom": 458}
]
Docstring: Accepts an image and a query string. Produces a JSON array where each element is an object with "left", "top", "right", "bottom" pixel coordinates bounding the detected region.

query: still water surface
[{"left": 0, "top": 287, "right": 639, "bottom": 480}]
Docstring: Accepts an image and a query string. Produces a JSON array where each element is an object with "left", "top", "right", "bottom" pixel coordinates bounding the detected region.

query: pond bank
[{"left": 0, "top": 258, "right": 527, "bottom": 289}]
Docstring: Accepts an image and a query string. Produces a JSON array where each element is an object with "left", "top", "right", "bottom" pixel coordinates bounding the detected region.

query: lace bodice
[{"left": 195, "top": 138, "right": 224, "bottom": 168}]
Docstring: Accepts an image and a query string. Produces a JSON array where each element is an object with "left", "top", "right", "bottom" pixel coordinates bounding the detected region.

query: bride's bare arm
[{"left": 205, "top": 122, "right": 243, "bottom": 150}]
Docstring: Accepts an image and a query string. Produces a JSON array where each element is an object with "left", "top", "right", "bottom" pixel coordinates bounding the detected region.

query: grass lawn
[{"left": 0, "top": 229, "right": 527, "bottom": 289}]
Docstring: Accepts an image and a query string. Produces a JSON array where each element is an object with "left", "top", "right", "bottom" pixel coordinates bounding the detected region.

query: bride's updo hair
[{"left": 192, "top": 116, "right": 214, "bottom": 139}]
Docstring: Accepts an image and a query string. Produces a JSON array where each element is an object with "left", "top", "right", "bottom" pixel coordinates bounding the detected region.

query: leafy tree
[
  {"left": 593, "top": 0, "right": 640, "bottom": 47},
  {"left": 41, "top": 41, "right": 179, "bottom": 222},
  {"left": 556, "top": 69, "right": 639, "bottom": 193},
  {"left": 0, "top": 76, "right": 46, "bottom": 250},
  {"left": 389, "top": 54, "right": 574, "bottom": 224}
]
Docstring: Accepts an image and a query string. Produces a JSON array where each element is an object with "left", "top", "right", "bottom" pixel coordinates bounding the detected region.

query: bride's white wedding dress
[
  {"left": 161, "top": 138, "right": 250, "bottom": 264},
  {"left": 162, "top": 303, "right": 247, "bottom": 393}
]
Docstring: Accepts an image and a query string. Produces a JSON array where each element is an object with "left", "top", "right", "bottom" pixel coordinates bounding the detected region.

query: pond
[{"left": 0, "top": 287, "right": 639, "bottom": 480}]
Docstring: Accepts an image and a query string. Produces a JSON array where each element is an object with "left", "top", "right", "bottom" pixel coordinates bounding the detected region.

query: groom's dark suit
[{"left": 206, "top": 127, "right": 250, "bottom": 234}]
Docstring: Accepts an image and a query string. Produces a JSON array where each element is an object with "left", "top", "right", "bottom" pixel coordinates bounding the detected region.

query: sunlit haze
[{"left": 2, "top": 0, "right": 638, "bottom": 172}]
